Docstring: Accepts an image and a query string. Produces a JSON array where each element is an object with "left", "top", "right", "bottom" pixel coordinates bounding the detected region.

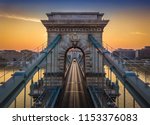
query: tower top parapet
[
  {"left": 46, "top": 12, "right": 104, "bottom": 20},
  {"left": 41, "top": 12, "right": 109, "bottom": 33}
]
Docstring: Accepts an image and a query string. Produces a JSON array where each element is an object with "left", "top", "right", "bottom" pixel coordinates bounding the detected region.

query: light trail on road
[{"left": 56, "top": 60, "right": 93, "bottom": 108}]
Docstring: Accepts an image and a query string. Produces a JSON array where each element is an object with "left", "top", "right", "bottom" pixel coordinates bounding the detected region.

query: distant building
[
  {"left": 20, "top": 50, "right": 37, "bottom": 61},
  {"left": 67, "top": 49, "right": 83, "bottom": 60},
  {"left": 0, "top": 50, "right": 37, "bottom": 67},
  {"left": 113, "top": 48, "right": 135, "bottom": 60},
  {"left": 0, "top": 50, "right": 21, "bottom": 62},
  {"left": 136, "top": 46, "right": 150, "bottom": 59}
]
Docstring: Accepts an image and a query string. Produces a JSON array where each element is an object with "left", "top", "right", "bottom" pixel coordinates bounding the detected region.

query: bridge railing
[
  {"left": 102, "top": 41, "right": 150, "bottom": 81},
  {"left": 88, "top": 34, "right": 150, "bottom": 107},
  {"left": 0, "top": 34, "right": 62, "bottom": 107},
  {"left": 89, "top": 35, "right": 150, "bottom": 83},
  {"left": 0, "top": 42, "right": 47, "bottom": 86}
]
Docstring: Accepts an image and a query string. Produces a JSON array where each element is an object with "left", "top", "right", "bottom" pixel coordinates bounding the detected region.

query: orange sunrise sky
[{"left": 0, "top": 0, "right": 150, "bottom": 51}]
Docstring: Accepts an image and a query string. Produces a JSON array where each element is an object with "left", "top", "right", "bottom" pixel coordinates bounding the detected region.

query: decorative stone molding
[
  {"left": 41, "top": 12, "right": 109, "bottom": 33},
  {"left": 42, "top": 12, "right": 108, "bottom": 74},
  {"left": 47, "top": 27, "right": 102, "bottom": 33},
  {"left": 70, "top": 33, "right": 79, "bottom": 47}
]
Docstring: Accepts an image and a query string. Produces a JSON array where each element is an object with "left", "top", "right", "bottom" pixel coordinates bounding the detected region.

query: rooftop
[
  {"left": 46, "top": 12, "right": 104, "bottom": 16},
  {"left": 45, "top": 12, "right": 105, "bottom": 21}
]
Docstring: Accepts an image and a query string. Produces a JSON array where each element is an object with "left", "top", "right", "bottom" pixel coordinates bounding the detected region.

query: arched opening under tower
[
  {"left": 55, "top": 47, "right": 94, "bottom": 107},
  {"left": 64, "top": 47, "right": 85, "bottom": 77}
]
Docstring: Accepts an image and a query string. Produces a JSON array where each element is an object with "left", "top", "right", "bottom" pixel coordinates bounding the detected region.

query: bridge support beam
[
  {"left": 45, "top": 54, "right": 48, "bottom": 86},
  {"left": 133, "top": 98, "right": 135, "bottom": 108},
  {"left": 123, "top": 85, "right": 126, "bottom": 108},
  {"left": 24, "top": 86, "right": 26, "bottom": 108},
  {"left": 14, "top": 99, "right": 16, "bottom": 108},
  {"left": 116, "top": 77, "right": 119, "bottom": 107}
]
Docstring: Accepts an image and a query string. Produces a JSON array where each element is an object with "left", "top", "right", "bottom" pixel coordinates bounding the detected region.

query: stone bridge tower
[{"left": 41, "top": 12, "right": 108, "bottom": 82}]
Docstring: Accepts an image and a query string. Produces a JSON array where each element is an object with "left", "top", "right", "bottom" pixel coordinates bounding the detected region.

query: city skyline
[{"left": 0, "top": 0, "right": 150, "bottom": 50}]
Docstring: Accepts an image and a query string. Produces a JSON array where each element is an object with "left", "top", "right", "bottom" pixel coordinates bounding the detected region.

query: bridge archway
[
  {"left": 42, "top": 12, "right": 108, "bottom": 78},
  {"left": 64, "top": 47, "right": 85, "bottom": 76},
  {"left": 1, "top": 12, "right": 150, "bottom": 108}
]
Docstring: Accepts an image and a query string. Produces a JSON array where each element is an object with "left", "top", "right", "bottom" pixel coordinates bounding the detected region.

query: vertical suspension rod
[
  {"left": 45, "top": 54, "right": 48, "bottom": 86},
  {"left": 133, "top": 98, "right": 135, "bottom": 108},
  {"left": 124, "top": 85, "right": 126, "bottom": 108},
  {"left": 4, "top": 67, "right": 5, "bottom": 83},
  {"left": 24, "top": 85, "right": 26, "bottom": 108}
]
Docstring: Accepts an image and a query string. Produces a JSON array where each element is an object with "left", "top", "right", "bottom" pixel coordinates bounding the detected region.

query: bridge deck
[
  {"left": 0, "top": 76, "right": 24, "bottom": 107},
  {"left": 88, "top": 85, "right": 117, "bottom": 108},
  {"left": 55, "top": 60, "right": 94, "bottom": 108},
  {"left": 32, "top": 86, "right": 61, "bottom": 108}
]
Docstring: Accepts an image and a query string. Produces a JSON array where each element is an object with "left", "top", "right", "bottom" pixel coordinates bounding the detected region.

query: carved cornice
[
  {"left": 47, "top": 27, "right": 103, "bottom": 33},
  {"left": 41, "top": 12, "right": 109, "bottom": 33},
  {"left": 41, "top": 20, "right": 109, "bottom": 25}
]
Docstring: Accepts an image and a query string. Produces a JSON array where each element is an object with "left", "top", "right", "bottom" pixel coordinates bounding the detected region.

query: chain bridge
[{"left": 0, "top": 12, "right": 150, "bottom": 108}]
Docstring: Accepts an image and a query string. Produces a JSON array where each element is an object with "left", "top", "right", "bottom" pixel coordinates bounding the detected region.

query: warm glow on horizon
[
  {"left": 0, "top": 16, "right": 47, "bottom": 50},
  {"left": 0, "top": 11, "right": 149, "bottom": 51},
  {"left": 103, "top": 12, "right": 150, "bottom": 50}
]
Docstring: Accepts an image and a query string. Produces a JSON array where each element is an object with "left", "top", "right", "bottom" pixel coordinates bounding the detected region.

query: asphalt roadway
[{"left": 56, "top": 60, "right": 93, "bottom": 108}]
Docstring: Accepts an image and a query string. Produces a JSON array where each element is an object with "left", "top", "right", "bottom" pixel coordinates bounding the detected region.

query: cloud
[
  {"left": 0, "top": 14, "right": 40, "bottom": 23},
  {"left": 130, "top": 31, "right": 147, "bottom": 36}
]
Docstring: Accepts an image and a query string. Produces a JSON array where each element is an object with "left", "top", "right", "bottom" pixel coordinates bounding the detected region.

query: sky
[{"left": 0, "top": 0, "right": 150, "bottom": 50}]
